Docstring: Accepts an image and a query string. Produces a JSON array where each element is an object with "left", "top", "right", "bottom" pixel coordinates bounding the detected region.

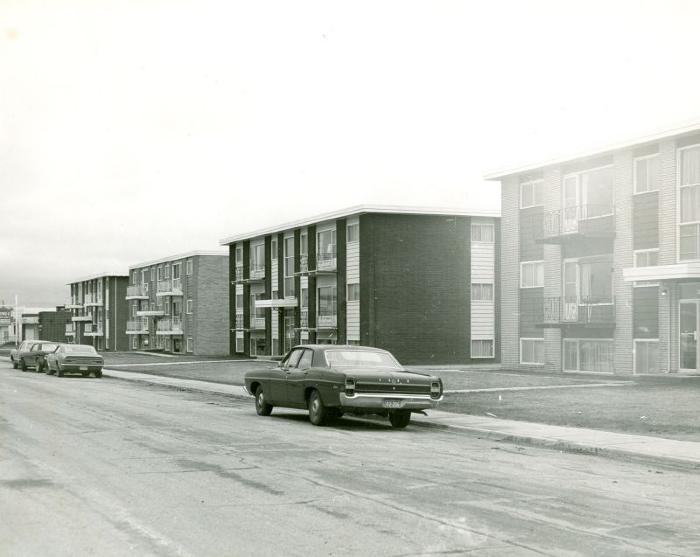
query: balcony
[
  {"left": 126, "top": 319, "right": 149, "bottom": 334},
  {"left": 84, "top": 323, "right": 104, "bottom": 336},
  {"left": 126, "top": 285, "right": 149, "bottom": 300},
  {"left": 65, "top": 300, "right": 83, "bottom": 310},
  {"left": 136, "top": 309, "right": 165, "bottom": 317},
  {"left": 251, "top": 316, "right": 266, "bottom": 330},
  {"left": 71, "top": 313, "right": 93, "bottom": 322},
  {"left": 84, "top": 294, "right": 103, "bottom": 307},
  {"left": 156, "top": 278, "right": 183, "bottom": 297},
  {"left": 250, "top": 265, "right": 265, "bottom": 281},
  {"left": 317, "top": 250, "right": 337, "bottom": 272},
  {"left": 542, "top": 297, "right": 615, "bottom": 328},
  {"left": 317, "top": 314, "right": 337, "bottom": 328},
  {"left": 65, "top": 324, "right": 75, "bottom": 336},
  {"left": 254, "top": 297, "right": 298, "bottom": 309},
  {"left": 157, "top": 316, "right": 183, "bottom": 335},
  {"left": 539, "top": 205, "right": 615, "bottom": 244}
]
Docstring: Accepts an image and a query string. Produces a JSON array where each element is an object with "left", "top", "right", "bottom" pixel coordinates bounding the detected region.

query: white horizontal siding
[
  {"left": 471, "top": 243, "right": 495, "bottom": 282},
  {"left": 347, "top": 301, "right": 360, "bottom": 340},
  {"left": 271, "top": 309, "right": 278, "bottom": 339},
  {"left": 471, "top": 303, "right": 495, "bottom": 339},
  {"left": 346, "top": 242, "right": 360, "bottom": 283},
  {"left": 271, "top": 258, "right": 279, "bottom": 292}
]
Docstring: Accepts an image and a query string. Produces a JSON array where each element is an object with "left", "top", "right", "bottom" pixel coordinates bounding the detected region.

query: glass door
[{"left": 680, "top": 301, "right": 698, "bottom": 372}]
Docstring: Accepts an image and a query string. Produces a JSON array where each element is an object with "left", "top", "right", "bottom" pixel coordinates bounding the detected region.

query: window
[
  {"left": 172, "top": 299, "right": 181, "bottom": 316},
  {"left": 317, "top": 229, "right": 336, "bottom": 264},
  {"left": 564, "top": 166, "right": 614, "bottom": 219},
  {"left": 235, "top": 335, "right": 244, "bottom": 353},
  {"left": 634, "top": 340, "right": 659, "bottom": 374},
  {"left": 634, "top": 249, "right": 659, "bottom": 267},
  {"left": 283, "top": 236, "right": 295, "bottom": 297},
  {"left": 132, "top": 303, "right": 137, "bottom": 317},
  {"left": 251, "top": 293, "right": 265, "bottom": 319},
  {"left": 251, "top": 243, "right": 265, "bottom": 275},
  {"left": 186, "top": 259, "right": 193, "bottom": 275},
  {"left": 172, "top": 263, "right": 181, "bottom": 280},
  {"left": 520, "top": 338, "right": 544, "bottom": 365},
  {"left": 297, "top": 349, "right": 313, "bottom": 369},
  {"left": 270, "top": 239, "right": 277, "bottom": 258},
  {"left": 347, "top": 283, "right": 360, "bottom": 302},
  {"left": 142, "top": 270, "right": 148, "bottom": 285},
  {"left": 520, "top": 261, "right": 544, "bottom": 288},
  {"left": 520, "top": 179, "right": 544, "bottom": 208},
  {"left": 634, "top": 154, "right": 660, "bottom": 194},
  {"left": 132, "top": 270, "right": 137, "bottom": 284},
  {"left": 347, "top": 223, "right": 359, "bottom": 242},
  {"left": 131, "top": 336, "right": 138, "bottom": 350},
  {"left": 186, "top": 299, "right": 193, "bottom": 314},
  {"left": 235, "top": 292, "right": 243, "bottom": 309},
  {"left": 471, "top": 223, "right": 494, "bottom": 243},
  {"left": 563, "top": 256, "right": 613, "bottom": 305},
  {"left": 164, "top": 265, "right": 170, "bottom": 279},
  {"left": 564, "top": 339, "right": 613, "bottom": 373},
  {"left": 679, "top": 145, "right": 700, "bottom": 260},
  {"left": 471, "top": 283, "right": 494, "bottom": 301},
  {"left": 186, "top": 337, "right": 193, "bottom": 353},
  {"left": 300, "top": 287, "right": 308, "bottom": 308},
  {"left": 471, "top": 339, "right": 494, "bottom": 358},
  {"left": 318, "top": 286, "right": 337, "bottom": 318},
  {"left": 157, "top": 267, "right": 163, "bottom": 281}
]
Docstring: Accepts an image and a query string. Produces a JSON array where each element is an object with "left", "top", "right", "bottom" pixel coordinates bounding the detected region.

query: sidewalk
[{"left": 103, "top": 368, "right": 700, "bottom": 471}]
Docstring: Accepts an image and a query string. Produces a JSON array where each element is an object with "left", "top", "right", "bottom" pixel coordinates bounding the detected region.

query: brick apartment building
[
  {"left": 38, "top": 308, "right": 72, "bottom": 343},
  {"left": 220, "top": 205, "right": 500, "bottom": 365},
  {"left": 488, "top": 122, "right": 700, "bottom": 375},
  {"left": 126, "top": 251, "right": 229, "bottom": 356},
  {"left": 66, "top": 274, "right": 129, "bottom": 351}
]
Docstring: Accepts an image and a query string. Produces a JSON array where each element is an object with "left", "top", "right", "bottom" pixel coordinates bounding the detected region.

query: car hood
[{"left": 333, "top": 367, "right": 435, "bottom": 384}]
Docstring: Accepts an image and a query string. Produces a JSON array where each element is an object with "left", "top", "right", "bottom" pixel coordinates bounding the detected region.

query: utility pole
[{"left": 14, "top": 294, "right": 20, "bottom": 347}]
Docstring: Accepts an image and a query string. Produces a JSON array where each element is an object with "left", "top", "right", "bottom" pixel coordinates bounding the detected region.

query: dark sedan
[
  {"left": 45, "top": 344, "right": 104, "bottom": 378},
  {"left": 10, "top": 340, "right": 59, "bottom": 372},
  {"left": 244, "top": 344, "right": 443, "bottom": 428}
]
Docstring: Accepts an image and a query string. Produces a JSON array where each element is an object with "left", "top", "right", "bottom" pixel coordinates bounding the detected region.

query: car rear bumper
[
  {"left": 59, "top": 365, "right": 103, "bottom": 372},
  {"left": 339, "top": 392, "right": 441, "bottom": 411}
]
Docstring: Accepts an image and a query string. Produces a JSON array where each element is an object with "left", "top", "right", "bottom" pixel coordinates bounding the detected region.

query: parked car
[
  {"left": 9, "top": 340, "right": 59, "bottom": 372},
  {"left": 45, "top": 344, "right": 104, "bottom": 378},
  {"left": 244, "top": 344, "right": 443, "bottom": 428}
]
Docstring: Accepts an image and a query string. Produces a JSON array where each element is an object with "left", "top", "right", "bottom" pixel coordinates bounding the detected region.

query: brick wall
[
  {"left": 193, "top": 255, "right": 230, "bottom": 355},
  {"left": 658, "top": 138, "right": 677, "bottom": 372},
  {"left": 501, "top": 176, "right": 520, "bottom": 369},
  {"left": 542, "top": 167, "right": 562, "bottom": 373}
]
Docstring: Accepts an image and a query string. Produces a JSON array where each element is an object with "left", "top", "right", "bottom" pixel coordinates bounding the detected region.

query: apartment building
[
  {"left": 488, "top": 122, "right": 700, "bottom": 375},
  {"left": 125, "top": 251, "right": 229, "bottom": 356},
  {"left": 220, "top": 205, "right": 500, "bottom": 365},
  {"left": 38, "top": 308, "right": 72, "bottom": 343},
  {"left": 66, "top": 274, "right": 129, "bottom": 351}
]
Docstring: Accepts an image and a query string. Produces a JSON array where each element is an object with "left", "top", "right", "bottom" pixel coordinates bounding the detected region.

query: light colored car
[
  {"left": 45, "top": 344, "right": 104, "bottom": 378},
  {"left": 9, "top": 340, "right": 59, "bottom": 372}
]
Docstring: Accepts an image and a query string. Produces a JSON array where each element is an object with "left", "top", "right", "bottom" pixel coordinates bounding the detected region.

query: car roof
[{"left": 293, "top": 344, "right": 390, "bottom": 353}]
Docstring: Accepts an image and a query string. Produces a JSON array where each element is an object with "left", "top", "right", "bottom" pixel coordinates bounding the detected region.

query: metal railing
[
  {"left": 317, "top": 249, "right": 337, "bottom": 271},
  {"left": 317, "top": 314, "right": 337, "bottom": 328},
  {"left": 84, "top": 323, "right": 104, "bottom": 335},
  {"left": 542, "top": 204, "right": 614, "bottom": 238},
  {"left": 157, "top": 278, "right": 183, "bottom": 295},
  {"left": 157, "top": 316, "right": 183, "bottom": 334},
  {"left": 543, "top": 296, "right": 615, "bottom": 325},
  {"left": 250, "top": 264, "right": 265, "bottom": 280},
  {"left": 126, "top": 285, "right": 149, "bottom": 298},
  {"left": 126, "top": 319, "right": 149, "bottom": 333},
  {"left": 84, "top": 294, "right": 103, "bottom": 306}
]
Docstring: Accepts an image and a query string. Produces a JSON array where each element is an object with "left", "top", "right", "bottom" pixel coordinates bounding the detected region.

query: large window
[
  {"left": 520, "top": 179, "right": 543, "bottom": 208},
  {"left": 679, "top": 146, "right": 700, "bottom": 260},
  {"left": 471, "top": 283, "right": 494, "bottom": 301},
  {"left": 318, "top": 286, "right": 337, "bottom": 319},
  {"left": 634, "top": 249, "right": 659, "bottom": 267},
  {"left": 563, "top": 166, "right": 613, "bottom": 221},
  {"left": 347, "top": 223, "right": 359, "bottom": 242},
  {"left": 564, "top": 339, "right": 613, "bottom": 373},
  {"left": 471, "top": 339, "right": 494, "bottom": 358},
  {"left": 520, "top": 261, "right": 544, "bottom": 288},
  {"left": 317, "top": 229, "right": 336, "bottom": 265},
  {"left": 520, "top": 338, "right": 544, "bottom": 365},
  {"left": 471, "top": 223, "right": 494, "bottom": 243},
  {"left": 347, "top": 283, "right": 360, "bottom": 302},
  {"left": 564, "top": 256, "right": 613, "bottom": 304},
  {"left": 634, "top": 155, "right": 660, "bottom": 194},
  {"left": 284, "top": 236, "right": 295, "bottom": 297},
  {"left": 251, "top": 243, "right": 265, "bottom": 275},
  {"left": 634, "top": 340, "right": 659, "bottom": 374}
]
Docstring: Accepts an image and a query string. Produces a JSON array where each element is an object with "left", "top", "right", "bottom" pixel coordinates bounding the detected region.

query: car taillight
[
  {"left": 430, "top": 381, "right": 442, "bottom": 399},
  {"left": 345, "top": 378, "right": 355, "bottom": 396}
]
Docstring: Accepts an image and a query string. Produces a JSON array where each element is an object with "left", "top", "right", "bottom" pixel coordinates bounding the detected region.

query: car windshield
[
  {"left": 64, "top": 345, "right": 98, "bottom": 354},
  {"left": 42, "top": 343, "right": 58, "bottom": 351},
  {"left": 325, "top": 349, "right": 402, "bottom": 369}
]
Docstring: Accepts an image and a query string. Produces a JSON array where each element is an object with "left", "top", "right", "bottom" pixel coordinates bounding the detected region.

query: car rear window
[
  {"left": 64, "top": 345, "right": 98, "bottom": 354},
  {"left": 41, "top": 343, "right": 58, "bottom": 352},
  {"left": 325, "top": 350, "right": 401, "bottom": 369}
]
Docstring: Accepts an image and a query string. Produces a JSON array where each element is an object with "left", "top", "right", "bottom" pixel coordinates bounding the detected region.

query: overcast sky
[{"left": 2, "top": 0, "right": 699, "bottom": 307}]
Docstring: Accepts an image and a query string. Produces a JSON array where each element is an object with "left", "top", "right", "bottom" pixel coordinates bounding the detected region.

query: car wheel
[
  {"left": 389, "top": 410, "right": 411, "bottom": 429},
  {"left": 254, "top": 386, "right": 273, "bottom": 416},
  {"left": 308, "top": 389, "right": 327, "bottom": 426},
  {"left": 94, "top": 371, "right": 102, "bottom": 378},
  {"left": 20, "top": 359, "right": 27, "bottom": 372},
  {"left": 11, "top": 358, "right": 18, "bottom": 369}
]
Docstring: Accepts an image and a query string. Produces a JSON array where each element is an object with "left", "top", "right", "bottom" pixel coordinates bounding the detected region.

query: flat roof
[
  {"left": 128, "top": 250, "right": 228, "bottom": 271},
  {"left": 219, "top": 204, "right": 500, "bottom": 245},
  {"left": 484, "top": 120, "right": 700, "bottom": 180},
  {"left": 67, "top": 272, "right": 128, "bottom": 285}
]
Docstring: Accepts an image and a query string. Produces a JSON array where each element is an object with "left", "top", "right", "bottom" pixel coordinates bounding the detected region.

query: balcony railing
[
  {"left": 84, "top": 323, "right": 104, "bottom": 336},
  {"left": 157, "top": 316, "right": 183, "bottom": 335},
  {"left": 156, "top": 278, "right": 183, "bottom": 296},
  {"left": 126, "top": 319, "right": 149, "bottom": 334},
  {"left": 126, "top": 285, "right": 149, "bottom": 299},
  {"left": 543, "top": 296, "right": 615, "bottom": 326},
  {"left": 136, "top": 308, "right": 165, "bottom": 317},
  {"left": 65, "top": 300, "right": 83, "bottom": 309},
  {"left": 317, "top": 314, "right": 337, "bottom": 328},
  {"left": 317, "top": 250, "right": 337, "bottom": 272},
  {"left": 71, "top": 313, "right": 93, "bottom": 322},
  {"left": 541, "top": 204, "right": 615, "bottom": 242},
  {"left": 84, "top": 294, "right": 103, "bottom": 307},
  {"left": 250, "top": 265, "right": 265, "bottom": 280},
  {"left": 251, "top": 316, "right": 266, "bottom": 330}
]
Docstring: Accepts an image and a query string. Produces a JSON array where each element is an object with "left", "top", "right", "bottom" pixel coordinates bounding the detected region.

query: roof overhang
[{"left": 623, "top": 263, "right": 700, "bottom": 283}]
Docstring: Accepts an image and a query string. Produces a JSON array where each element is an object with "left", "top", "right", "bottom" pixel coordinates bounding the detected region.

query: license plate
[
  {"left": 383, "top": 400, "right": 403, "bottom": 409},
  {"left": 80, "top": 366, "right": 88, "bottom": 371}
]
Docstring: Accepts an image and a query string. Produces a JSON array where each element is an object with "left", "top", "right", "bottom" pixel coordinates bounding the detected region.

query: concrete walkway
[{"left": 103, "top": 368, "right": 700, "bottom": 471}]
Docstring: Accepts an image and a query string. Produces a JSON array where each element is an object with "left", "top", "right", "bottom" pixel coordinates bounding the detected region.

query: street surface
[{"left": 2, "top": 359, "right": 700, "bottom": 556}]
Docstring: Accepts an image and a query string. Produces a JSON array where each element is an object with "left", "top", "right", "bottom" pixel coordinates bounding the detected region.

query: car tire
[
  {"left": 11, "top": 359, "right": 18, "bottom": 369},
  {"left": 389, "top": 410, "right": 411, "bottom": 429},
  {"left": 308, "top": 389, "right": 327, "bottom": 426},
  {"left": 20, "top": 359, "right": 27, "bottom": 372},
  {"left": 94, "top": 371, "right": 102, "bottom": 378},
  {"left": 254, "top": 386, "right": 273, "bottom": 416}
]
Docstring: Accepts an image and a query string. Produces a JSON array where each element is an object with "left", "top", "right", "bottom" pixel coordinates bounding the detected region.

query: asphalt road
[{"left": 2, "top": 360, "right": 700, "bottom": 556}]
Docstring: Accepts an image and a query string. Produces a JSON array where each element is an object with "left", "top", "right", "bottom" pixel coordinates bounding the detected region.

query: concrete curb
[{"left": 102, "top": 368, "right": 700, "bottom": 472}]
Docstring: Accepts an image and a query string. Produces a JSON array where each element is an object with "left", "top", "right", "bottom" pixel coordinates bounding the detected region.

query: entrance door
[{"left": 680, "top": 301, "right": 698, "bottom": 372}]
